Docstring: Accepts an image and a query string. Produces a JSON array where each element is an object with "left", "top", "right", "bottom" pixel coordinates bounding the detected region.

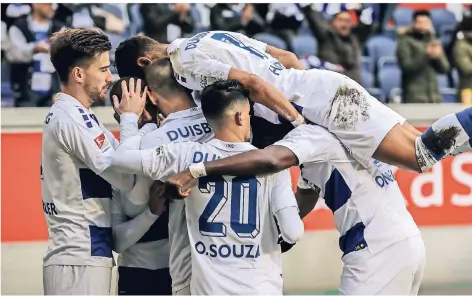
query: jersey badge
[{"left": 94, "top": 133, "right": 110, "bottom": 151}]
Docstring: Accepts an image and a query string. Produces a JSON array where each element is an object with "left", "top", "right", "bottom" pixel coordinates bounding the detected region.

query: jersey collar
[
  {"left": 55, "top": 92, "right": 91, "bottom": 111},
  {"left": 168, "top": 38, "right": 184, "bottom": 55},
  {"left": 208, "top": 139, "right": 255, "bottom": 152},
  {"left": 161, "top": 107, "right": 203, "bottom": 125}
]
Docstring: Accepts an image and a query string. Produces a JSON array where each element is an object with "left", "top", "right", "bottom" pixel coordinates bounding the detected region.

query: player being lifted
[
  {"left": 115, "top": 31, "right": 472, "bottom": 175},
  {"left": 165, "top": 122, "right": 425, "bottom": 295},
  {"left": 110, "top": 80, "right": 304, "bottom": 295}
]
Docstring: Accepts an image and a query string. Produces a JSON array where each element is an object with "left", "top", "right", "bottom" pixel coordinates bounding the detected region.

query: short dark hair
[
  {"left": 144, "top": 58, "right": 190, "bottom": 96},
  {"left": 413, "top": 10, "right": 431, "bottom": 20},
  {"left": 50, "top": 28, "right": 112, "bottom": 83},
  {"left": 114, "top": 36, "right": 159, "bottom": 79},
  {"left": 109, "top": 76, "right": 147, "bottom": 106},
  {"left": 200, "top": 80, "right": 250, "bottom": 122},
  {"left": 109, "top": 76, "right": 158, "bottom": 122}
]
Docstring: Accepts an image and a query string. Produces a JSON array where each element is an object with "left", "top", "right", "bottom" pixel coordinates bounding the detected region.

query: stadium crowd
[{"left": 1, "top": 3, "right": 472, "bottom": 107}]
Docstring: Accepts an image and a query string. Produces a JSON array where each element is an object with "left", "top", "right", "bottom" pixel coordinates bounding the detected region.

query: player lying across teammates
[{"left": 40, "top": 26, "right": 472, "bottom": 295}]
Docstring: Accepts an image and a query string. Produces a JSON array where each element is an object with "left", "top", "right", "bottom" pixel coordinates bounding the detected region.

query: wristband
[
  {"left": 291, "top": 113, "right": 305, "bottom": 127},
  {"left": 189, "top": 163, "right": 207, "bottom": 178}
]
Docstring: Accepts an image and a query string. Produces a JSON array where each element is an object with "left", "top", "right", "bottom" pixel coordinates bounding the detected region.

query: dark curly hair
[{"left": 50, "top": 28, "right": 112, "bottom": 83}]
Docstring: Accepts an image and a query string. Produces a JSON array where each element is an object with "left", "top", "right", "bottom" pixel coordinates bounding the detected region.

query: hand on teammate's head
[{"left": 112, "top": 77, "right": 148, "bottom": 117}]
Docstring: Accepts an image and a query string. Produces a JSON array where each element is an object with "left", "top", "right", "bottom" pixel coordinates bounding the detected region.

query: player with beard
[{"left": 40, "top": 28, "right": 146, "bottom": 295}]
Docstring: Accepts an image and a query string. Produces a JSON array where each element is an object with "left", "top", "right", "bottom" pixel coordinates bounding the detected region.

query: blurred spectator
[
  {"left": 452, "top": 16, "right": 472, "bottom": 103},
  {"left": 210, "top": 4, "right": 263, "bottom": 37},
  {"left": 299, "top": 55, "right": 345, "bottom": 73},
  {"left": 6, "top": 3, "right": 64, "bottom": 107},
  {"left": 2, "top": 3, "right": 31, "bottom": 29},
  {"left": 301, "top": 4, "right": 375, "bottom": 83},
  {"left": 397, "top": 10, "right": 450, "bottom": 103},
  {"left": 265, "top": 4, "right": 305, "bottom": 50},
  {"left": 140, "top": 3, "right": 195, "bottom": 43}
]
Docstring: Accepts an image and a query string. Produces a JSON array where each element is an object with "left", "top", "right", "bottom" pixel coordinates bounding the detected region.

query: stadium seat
[
  {"left": 392, "top": 6, "right": 414, "bottom": 27},
  {"left": 389, "top": 87, "right": 403, "bottom": 103},
  {"left": 291, "top": 35, "right": 317, "bottom": 57},
  {"left": 129, "top": 4, "right": 143, "bottom": 35},
  {"left": 437, "top": 74, "right": 449, "bottom": 89},
  {"left": 361, "top": 56, "right": 374, "bottom": 74},
  {"left": 440, "top": 88, "right": 457, "bottom": 103},
  {"left": 361, "top": 70, "right": 374, "bottom": 88},
  {"left": 378, "top": 67, "right": 401, "bottom": 103},
  {"left": 298, "top": 20, "right": 312, "bottom": 36},
  {"left": 253, "top": 33, "right": 287, "bottom": 50},
  {"left": 365, "top": 35, "right": 397, "bottom": 65},
  {"left": 377, "top": 56, "right": 398, "bottom": 72},
  {"left": 367, "top": 88, "right": 381, "bottom": 100},
  {"left": 430, "top": 8, "right": 456, "bottom": 34},
  {"left": 451, "top": 69, "right": 459, "bottom": 88}
]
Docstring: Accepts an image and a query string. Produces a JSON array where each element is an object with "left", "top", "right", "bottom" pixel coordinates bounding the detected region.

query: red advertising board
[{"left": 2, "top": 129, "right": 472, "bottom": 242}]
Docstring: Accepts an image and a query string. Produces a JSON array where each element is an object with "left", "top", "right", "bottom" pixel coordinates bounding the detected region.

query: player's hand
[
  {"left": 113, "top": 78, "right": 148, "bottom": 117},
  {"left": 278, "top": 235, "right": 296, "bottom": 253},
  {"left": 164, "top": 169, "right": 195, "bottom": 200},
  {"left": 149, "top": 181, "right": 167, "bottom": 216}
]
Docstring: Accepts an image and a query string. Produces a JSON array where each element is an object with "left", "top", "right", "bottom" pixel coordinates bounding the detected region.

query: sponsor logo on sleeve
[{"left": 94, "top": 133, "right": 110, "bottom": 151}]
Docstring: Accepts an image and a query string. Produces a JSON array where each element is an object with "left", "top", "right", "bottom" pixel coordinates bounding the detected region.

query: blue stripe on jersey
[
  {"left": 79, "top": 169, "right": 112, "bottom": 199},
  {"left": 456, "top": 108, "right": 472, "bottom": 138},
  {"left": 323, "top": 169, "right": 352, "bottom": 212},
  {"left": 338, "top": 222, "right": 368, "bottom": 255},
  {"left": 89, "top": 225, "right": 113, "bottom": 258},
  {"left": 126, "top": 203, "right": 169, "bottom": 243}
]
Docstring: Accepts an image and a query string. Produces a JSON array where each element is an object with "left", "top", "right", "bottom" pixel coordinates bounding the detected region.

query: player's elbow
[
  {"left": 261, "top": 153, "right": 286, "bottom": 173},
  {"left": 280, "top": 219, "right": 304, "bottom": 244}
]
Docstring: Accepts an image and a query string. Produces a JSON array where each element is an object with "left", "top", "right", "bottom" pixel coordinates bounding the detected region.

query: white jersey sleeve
[
  {"left": 140, "top": 142, "right": 197, "bottom": 181},
  {"left": 58, "top": 114, "right": 116, "bottom": 175},
  {"left": 273, "top": 124, "right": 333, "bottom": 165},
  {"left": 270, "top": 170, "right": 303, "bottom": 244},
  {"left": 111, "top": 187, "right": 158, "bottom": 253},
  {"left": 270, "top": 169, "right": 298, "bottom": 215}
]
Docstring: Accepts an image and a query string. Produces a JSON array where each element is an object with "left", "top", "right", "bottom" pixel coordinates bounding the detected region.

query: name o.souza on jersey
[
  {"left": 135, "top": 139, "right": 297, "bottom": 295},
  {"left": 274, "top": 124, "right": 420, "bottom": 262},
  {"left": 41, "top": 93, "right": 123, "bottom": 267}
]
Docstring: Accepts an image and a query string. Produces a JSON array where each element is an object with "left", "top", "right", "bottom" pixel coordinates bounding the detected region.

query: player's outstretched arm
[
  {"left": 110, "top": 188, "right": 159, "bottom": 253},
  {"left": 228, "top": 68, "right": 303, "bottom": 125},
  {"left": 165, "top": 145, "right": 299, "bottom": 197},
  {"left": 266, "top": 45, "right": 305, "bottom": 70}
]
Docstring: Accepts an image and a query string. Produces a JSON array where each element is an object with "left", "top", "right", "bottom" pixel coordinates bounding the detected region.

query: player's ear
[
  {"left": 71, "top": 66, "right": 84, "bottom": 84},
  {"left": 235, "top": 111, "right": 244, "bottom": 126},
  {"left": 137, "top": 57, "right": 152, "bottom": 68}
]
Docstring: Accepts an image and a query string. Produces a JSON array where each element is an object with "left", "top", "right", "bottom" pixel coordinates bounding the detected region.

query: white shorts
[
  {"left": 43, "top": 265, "right": 112, "bottom": 295},
  {"left": 173, "top": 284, "right": 190, "bottom": 295},
  {"left": 339, "top": 235, "right": 425, "bottom": 295}
]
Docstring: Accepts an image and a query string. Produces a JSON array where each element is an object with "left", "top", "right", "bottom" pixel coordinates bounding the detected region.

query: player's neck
[
  {"left": 214, "top": 129, "right": 245, "bottom": 143},
  {"left": 160, "top": 95, "right": 196, "bottom": 117},
  {"left": 61, "top": 85, "right": 93, "bottom": 109}
]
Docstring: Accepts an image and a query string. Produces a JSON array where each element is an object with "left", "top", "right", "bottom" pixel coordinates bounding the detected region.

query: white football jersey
[
  {"left": 135, "top": 139, "right": 296, "bottom": 294},
  {"left": 41, "top": 93, "right": 125, "bottom": 267},
  {"left": 112, "top": 107, "right": 214, "bottom": 291},
  {"left": 275, "top": 125, "right": 420, "bottom": 262}
]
